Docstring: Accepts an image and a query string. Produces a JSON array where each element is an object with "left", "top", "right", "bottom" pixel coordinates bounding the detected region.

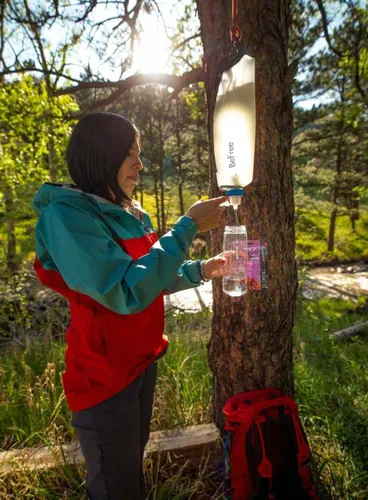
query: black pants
[{"left": 71, "top": 363, "right": 158, "bottom": 500}]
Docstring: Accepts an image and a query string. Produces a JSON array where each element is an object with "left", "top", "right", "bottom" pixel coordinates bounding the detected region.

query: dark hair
[{"left": 66, "top": 112, "right": 137, "bottom": 205}]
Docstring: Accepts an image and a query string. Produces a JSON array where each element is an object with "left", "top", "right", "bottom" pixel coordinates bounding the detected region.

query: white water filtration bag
[{"left": 214, "top": 54, "right": 256, "bottom": 200}]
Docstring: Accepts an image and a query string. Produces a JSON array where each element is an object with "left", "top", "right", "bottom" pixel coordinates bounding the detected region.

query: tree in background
[
  {"left": 182, "top": 84, "right": 210, "bottom": 200},
  {"left": 111, "top": 82, "right": 209, "bottom": 231},
  {"left": 292, "top": 0, "right": 367, "bottom": 255},
  {"left": 112, "top": 85, "right": 176, "bottom": 234}
]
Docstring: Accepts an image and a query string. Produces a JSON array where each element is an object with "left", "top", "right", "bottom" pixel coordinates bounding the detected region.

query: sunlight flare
[{"left": 131, "top": 23, "right": 171, "bottom": 74}]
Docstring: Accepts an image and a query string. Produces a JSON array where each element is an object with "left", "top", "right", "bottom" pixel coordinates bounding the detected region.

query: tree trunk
[
  {"left": 158, "top": 109, "right": 166, "bottom": 234},
  {"left": 153, "top": 173, "right": 161, "bottom": 235},
  {"left": 201, "top": 230, "right": 211, "bottom": 256},
  {"left": 48, "top": 136, "right": 57, "bottom": 183},
  {"left": 196, "top": 0, "right": 297, "bottom": 428},
  {"left": 176, "top": 132, "right": 185, "bottom": 216},
  {"left": 139, "top": 173, "right": 144, "bottom": 208},
  {"left": 328, "top": 131, "right": 344, "bottom": 253},
  {"left": 327, "top": 206, "right": 337, "bottom": 252},
  {"left": 4, "top": 185, "right": 18, "bottom": 273},
  {"left": 159, "top": 158, "right": 166, "bottom": 234},
  {"left": 47, "top": 112, "right": 58, "bottom": 183},
  {"left": 176, "top": 101, "right": 185, "bottom": 216}
]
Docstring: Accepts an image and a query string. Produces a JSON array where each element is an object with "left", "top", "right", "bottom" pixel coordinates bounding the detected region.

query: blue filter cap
[
  {"left": 225, "top": 188, "right": 244, "bottom": 211},
  {"left": 226, "top": 188, "right": 244, "bottom": 196}
]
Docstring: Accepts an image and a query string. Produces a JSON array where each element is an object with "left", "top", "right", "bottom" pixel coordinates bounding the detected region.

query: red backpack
[{"left": 222, "top": 388, "right": 320, "bottom": 500}]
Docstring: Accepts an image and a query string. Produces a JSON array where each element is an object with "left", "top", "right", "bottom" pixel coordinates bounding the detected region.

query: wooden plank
[
  {"left": 147, "top": 423, "right": 222, "bottom": 470},
  {"left": 0, "top": 423, "right": 221, "bottom": 475}
]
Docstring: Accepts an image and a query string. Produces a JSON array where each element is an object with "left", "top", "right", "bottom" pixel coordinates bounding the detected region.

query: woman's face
[{"left": 117, "top": 138, "right": 143, "bottom": 197}]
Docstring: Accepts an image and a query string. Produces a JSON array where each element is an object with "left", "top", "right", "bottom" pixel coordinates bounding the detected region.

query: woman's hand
[
  {"left": 202, "top": 254, "right": 228, "bottom": 279},
  {"left": 186, "top": 196, "right": 227, "bottom": 232},
  {"left": 202, "top": 250, "right": 248, "bottom": 279}
]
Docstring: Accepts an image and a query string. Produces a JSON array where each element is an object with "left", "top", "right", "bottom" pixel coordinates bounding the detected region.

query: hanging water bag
[{"left": 214, "top": 53, "right": 256, "bottom": 194}]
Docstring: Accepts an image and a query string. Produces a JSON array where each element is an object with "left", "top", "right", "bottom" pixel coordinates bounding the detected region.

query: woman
[{"left": 33, "top": 112, "right": 228, "bottom": 500}]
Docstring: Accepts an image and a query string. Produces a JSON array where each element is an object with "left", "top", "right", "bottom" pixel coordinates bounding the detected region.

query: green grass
[
  {"left": 1, "top": 298, "right": 367, "bottom": 498},
  {"left": 294, "top": 298, "right": 368, "bottom": 499},
  {"left": 295, "top": 209, "right": 368, "bottom": 262}
]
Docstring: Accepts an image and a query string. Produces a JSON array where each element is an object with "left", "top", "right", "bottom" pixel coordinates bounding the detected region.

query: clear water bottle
[{"left": 222, "top": 225, "right": 248, "bottom": 297}]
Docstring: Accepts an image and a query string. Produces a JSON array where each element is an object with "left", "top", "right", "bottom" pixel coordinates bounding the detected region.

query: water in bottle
[{"left": 222, "top": 225, "right": 248, "bottom": 297}]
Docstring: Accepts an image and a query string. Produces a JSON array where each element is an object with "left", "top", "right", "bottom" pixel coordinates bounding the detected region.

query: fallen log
[
  {"left": 0, "top": 423, "right": 221, "bottom": 475},
  {"left": 331, "top": 321, "right": 368, "bottom": 341}
]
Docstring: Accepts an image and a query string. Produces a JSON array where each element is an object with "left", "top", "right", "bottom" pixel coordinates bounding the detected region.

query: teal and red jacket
[{"left": 33, "top": 183, "right": 202, "bottom": 411}]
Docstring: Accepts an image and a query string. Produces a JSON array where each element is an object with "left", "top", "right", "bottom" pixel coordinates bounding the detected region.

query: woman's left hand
[{"left": 202, "top": 254, "right": 228, "bottom": 279}]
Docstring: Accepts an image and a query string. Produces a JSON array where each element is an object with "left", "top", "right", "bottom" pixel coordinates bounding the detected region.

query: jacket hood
[{"left": 32, "top": 183, "right": 138, "bottom": 217}]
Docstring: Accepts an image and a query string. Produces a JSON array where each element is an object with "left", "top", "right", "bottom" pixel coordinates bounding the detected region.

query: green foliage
[
  {"left": 0, "top": 76, "right": 78, "bottom": 270},
  {"left": 0, "top": 76, "right": 77, "bottom": 184}
]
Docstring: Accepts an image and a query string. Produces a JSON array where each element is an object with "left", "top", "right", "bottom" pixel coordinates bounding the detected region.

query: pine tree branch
[
  {"left": 293, "top": 132, "right": 340, "bottom": 147},
  {"left": 74, "top": 0, "right": 97, "bottom": 23},
  {"left": 316, "top": 0, "right": 343, "bottom": 58},
  {"left": 168, "top": 32, "right": 201, "bottom": 61},
  {"left": 22, "top": 0, "right": 53, "bottom": 93},
  {"left": 353, "top": 21, "right": 367, "bottom": 104},
  {"left": 284, "top": 59, "right": 299, "bottom": 95},
  {"left": 0, "top": 0, "right": 6, "bottom": 71},
  {"left": 57, "top": 67, "right": 205, "bottom": 114}
]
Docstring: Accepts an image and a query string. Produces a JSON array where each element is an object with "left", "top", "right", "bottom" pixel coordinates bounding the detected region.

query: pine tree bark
[
  {"left": 158, "top": 110, "right": 166, "bottom": 235},
  {"left": 328, "top": 86, "right": 346, "bottom": 253},
  {"left": 153, "top": 173, "right": 161, "bottom": 235},
  {"left": 327, "top": 206, "right": 337, "bottom": 252},
  {"left": 328, "top": 133, "right": 344, "bottom": 253},
  {"left": 176, "top": 132, "right": 185, "bottom": 216},
  {"left": 139, "top": 173, "right": 144, "bottom": 208},
  {"left": 196, "top": 0, "right": 297, "bottom": 428},
  {"left": 175, "top": 100, "right": 185, "bottom": 216},
  {"left": 48, "top": 131, "right": 58, "bottom": 183}
]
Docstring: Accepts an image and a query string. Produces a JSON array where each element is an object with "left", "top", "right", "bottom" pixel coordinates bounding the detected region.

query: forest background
[{"left": 0, "top": 0, "right": 367, "bottom": 499}]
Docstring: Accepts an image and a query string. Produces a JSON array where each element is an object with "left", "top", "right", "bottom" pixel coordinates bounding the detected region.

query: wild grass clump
[
  {"left": 0, "top": 310, "right": 213, "bottom": 450},
  {"left": 0, "top": 456, "right": 225, "bottom": 500}
]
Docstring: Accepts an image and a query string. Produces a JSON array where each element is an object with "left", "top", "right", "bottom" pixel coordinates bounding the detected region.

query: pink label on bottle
[{"left": 247, "top": 240, "right": 261, "bottom": 291}]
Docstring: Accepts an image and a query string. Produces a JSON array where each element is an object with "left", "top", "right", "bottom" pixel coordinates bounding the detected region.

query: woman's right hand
[{"left": 186, "top": 196, "right": 227, "bottom": 232}]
